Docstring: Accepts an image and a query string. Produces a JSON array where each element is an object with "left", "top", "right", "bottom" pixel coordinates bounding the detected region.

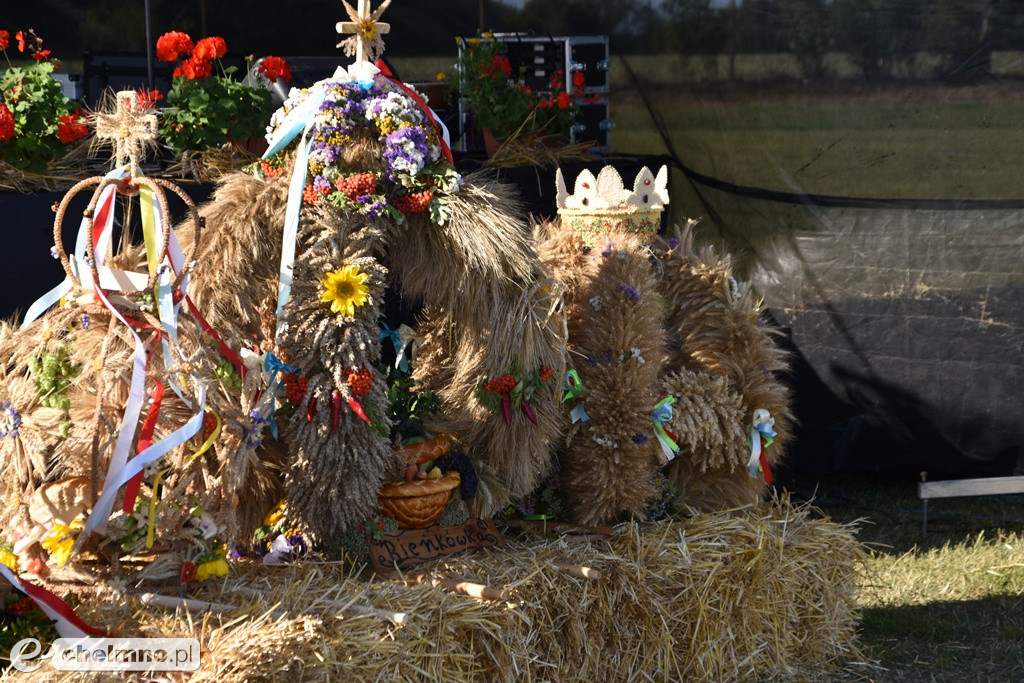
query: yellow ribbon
[{"left": 145, "top": 411, "right": 221, "bottom": 549}]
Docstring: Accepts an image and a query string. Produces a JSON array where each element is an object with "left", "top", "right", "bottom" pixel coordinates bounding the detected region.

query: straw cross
[
  {"left": 93, "top": 90, "right": 158, "bottom": 172},
  {"left": 336, "top": 0, "right": 392, "bottom": 64}
]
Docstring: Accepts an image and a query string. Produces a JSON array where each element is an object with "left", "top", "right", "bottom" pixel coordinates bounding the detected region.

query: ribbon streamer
[
  {"left": 561, "top": 370, "right": 590, "bottom": 423},
  {"left": 747, "top": 408, "right": 777, "bottom": 481},
  {"left": 262, "top": 351, "right": 295, "bottom": 439},
  {"left": 0, "top": 565, "right": 106, "bottom": 639},
  {"left": 651, "top": 396, "right": 680, "bottom": 462},
  {"left": 84, "top": 383, "right": 206, "bottom": 538}
]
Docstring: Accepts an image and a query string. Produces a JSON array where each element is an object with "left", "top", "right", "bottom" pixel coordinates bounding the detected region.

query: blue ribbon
[
  {"left": 263, "top": 351, "right": 295, "bottom": 440},
  {"left": 378, "top": 323, "right": 409, "bottom": 373}
]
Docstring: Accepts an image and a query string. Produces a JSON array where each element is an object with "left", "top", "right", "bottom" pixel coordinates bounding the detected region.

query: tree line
[{"left": 10, "top": 0, "right": 1024, "bottom": 81}]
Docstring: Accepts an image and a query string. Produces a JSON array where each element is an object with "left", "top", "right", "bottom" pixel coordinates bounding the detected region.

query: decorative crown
[{"left": 555, "top": 165, "right": 669, "bottom": 246}]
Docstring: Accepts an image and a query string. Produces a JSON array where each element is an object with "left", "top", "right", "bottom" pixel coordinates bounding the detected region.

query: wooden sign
[{"left": 367, "top": 518, "right": 503, "bottom": 572}]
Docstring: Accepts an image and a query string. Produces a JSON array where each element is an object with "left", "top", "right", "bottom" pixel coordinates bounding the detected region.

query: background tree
[
  {"left": 659, "top": 0, "right": 729, "bottom": 55},
  {"left": 778, "top": 0, "right": 830, "bottom": 80},
  {"left": 830, "top": 0, "right": 925, "bottom": 80}
]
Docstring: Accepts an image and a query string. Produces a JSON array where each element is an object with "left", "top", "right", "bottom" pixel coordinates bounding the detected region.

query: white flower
[
  {"left": 262, "top": 534, "right": 294, "bottom": 566},
  {"left": 196, "top": 512, "right": 221, "bottom": 541}
]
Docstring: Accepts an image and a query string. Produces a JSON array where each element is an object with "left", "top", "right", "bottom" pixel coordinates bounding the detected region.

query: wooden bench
[{"left": 918, "top": 475, "right": 1024, "bottom": 543}]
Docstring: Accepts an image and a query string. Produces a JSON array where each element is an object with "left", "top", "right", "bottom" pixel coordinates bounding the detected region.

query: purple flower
[
  {"left": 632, "top": 433, "right": 649, "bottom": 444},
  {"left": 312, "top": 174, "right": 332, "bottom": 193},
  {"left": 620, "top": 285, "right": 641, "bottom": 300},
  {"left": 0, "top": 401, "right": 21, "bottom": 439},
  {"left": 228, "top": 546, "right": 245, "bottom": 560},
  {"left": 365, "top": 199, "right": 387, "bottom": 219},
  {"left": 50, "top": 246, "right": 59, "bottom": 259},
  {"left": 515, "top": 493, "right": 536, "bottom": 517},
  {"left": 242, "top": 409, "right": 269, "bottom": 450},
  {"left": 81, "top": 314, "right": 90, "bottom": 330},
  {"left": 667, "top": 237, "right": 679, "bottom": 250},
  {"left": 601, "top": 242, "right": 613, "bottom": 257},
  {"left": 383, "top": 127, "right": 430, "bottom": 179}
]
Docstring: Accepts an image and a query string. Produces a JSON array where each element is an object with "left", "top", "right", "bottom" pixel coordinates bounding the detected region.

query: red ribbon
[
  {"left": 4, "top": 571, "right": 107, "bottom": 638},
  {"left": 759, "top": 436, "right": 774, "bottom": 484},
  {"left": 185, "top": 295, "right": 247, "bottom": 379},
  {"left": 374, "top": 58, "right": 454, "bottom": 165},
  {"left": 122, "top": 377, "right": 165, "bottom": 513}
]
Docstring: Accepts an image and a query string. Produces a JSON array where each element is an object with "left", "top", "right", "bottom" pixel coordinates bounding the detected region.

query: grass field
[
  {"left": 610, "top": 80, "right": 1024, "bottom": 203},
  {"left": 787, "top": 473, "right": 1024, "bottom": 681}
]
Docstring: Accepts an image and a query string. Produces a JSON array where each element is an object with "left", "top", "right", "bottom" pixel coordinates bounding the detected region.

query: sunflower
[{"left": 320, "top": 265, "right": 370, "bottom": 317}]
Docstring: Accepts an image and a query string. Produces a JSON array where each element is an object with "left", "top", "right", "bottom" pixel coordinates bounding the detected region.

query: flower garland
[{"left": 265, "top": 77, "right": 461, "bottom": 226}]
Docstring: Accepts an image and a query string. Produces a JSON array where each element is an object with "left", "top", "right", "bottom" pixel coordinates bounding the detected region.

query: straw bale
[{"left": 29, "top": 497, "right": 866, "bottom": 683}]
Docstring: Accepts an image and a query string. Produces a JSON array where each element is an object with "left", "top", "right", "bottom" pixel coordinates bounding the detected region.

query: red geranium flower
[
  {"left": 572, "top": 70, "right": 585, "bottom": 88},
  {"left": 0, "top": 103, "right": 15, "bottom": 141},
  {"left": 57, "top": 110, "right": 89, "bottom": 143},
  {"left": 136, "top": 89, "right": 163, "bottom": 108},
  {"left": 15, "top": 30, "right": 25, "bottom": 52},
  {"left": 549, "top": 69, "right": 564, "bottom": 90},
  {"left": 156, "top": 30, "right": 194, "bottom": 62},
  {"left": 556, "top": 92, "right": 571, "bottom": 109},
  {"left": 31, "top": 49, "right": 50, "bottom": 61},
  {"left": 0, "top": 30, "right": 9, "bottom": 51},
  {"left": 193, "top": 36, "right": 227, "bottom": 61},
  {"left": 257, "top": 55, "right": 292, "bottom": 83},
  {"left": 173, "top": 55, "right": 212, "bottom": 80}
]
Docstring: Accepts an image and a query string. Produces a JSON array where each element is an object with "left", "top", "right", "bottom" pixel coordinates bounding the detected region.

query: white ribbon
[
  {"left": 20, "top": 167, "right": 129, "bottom": 329},
  {"left": 747, "top": 408, "right": 777, "bottom": 479},
  {"left": 84, "top": 384, "right": 206, "bottom": 537},
  {"left": 264, "top": 87, "right": 329, "bottom": 337}
]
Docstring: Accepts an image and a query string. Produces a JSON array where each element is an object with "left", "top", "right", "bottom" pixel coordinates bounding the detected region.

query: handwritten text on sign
[{"left": 367, "top": 518, "right": 503, "bottom": 572}]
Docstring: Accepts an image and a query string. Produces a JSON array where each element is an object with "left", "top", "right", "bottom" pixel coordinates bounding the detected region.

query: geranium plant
[
  {"left": 156, "top": 31, "right": 292, "bottom": 154},
  {"left": 452, "top": 33, "right": 594, "bottom": 143},
  {"left": 0, "top": 29, "right": 89, "bottom": 172}
]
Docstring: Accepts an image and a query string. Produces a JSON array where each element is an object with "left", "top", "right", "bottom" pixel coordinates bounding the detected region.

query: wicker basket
[
  {"left": 558, "top": 206, "right": 662, "bottom": 248},
  {"left": 377, "top": 472, "right": 461, "bottom": 529}
]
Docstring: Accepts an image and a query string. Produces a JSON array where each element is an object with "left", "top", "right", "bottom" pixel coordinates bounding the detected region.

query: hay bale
[{"left": 34, "top": 496, "right": 866, "bottom": 682}]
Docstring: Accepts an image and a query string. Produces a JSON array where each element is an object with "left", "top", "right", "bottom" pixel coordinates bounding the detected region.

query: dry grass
[{"left": 13, "top": 496, "right": 866, "bottom": 682}]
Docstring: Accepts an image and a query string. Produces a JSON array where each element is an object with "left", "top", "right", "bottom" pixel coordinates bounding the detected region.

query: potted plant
[
  {"left": 451, "top": 32, "right": 583, "bottom": 152},
  {"left": 155, "top": 31, "right": 292, "bottom": 158},
  {"left": 0, "top": 29, "right": 89, "bottom": 175}
]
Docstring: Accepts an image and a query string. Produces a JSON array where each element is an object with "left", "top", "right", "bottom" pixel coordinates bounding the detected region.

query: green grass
[
  {"left": 785, "top": 473, "right": 1024, "bottom": 681},
  {"left": 610, "top": 81, "right": 1024, "bottom": 202}
]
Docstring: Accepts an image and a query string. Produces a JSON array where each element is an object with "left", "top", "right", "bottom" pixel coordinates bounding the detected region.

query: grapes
[{"left": 434, "top": 450, "right": 478, "bottom": 501}]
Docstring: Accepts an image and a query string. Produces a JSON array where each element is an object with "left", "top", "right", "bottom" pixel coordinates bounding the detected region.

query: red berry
[{"left": 394, "top": 190, "right": 434, "bottom": 214}]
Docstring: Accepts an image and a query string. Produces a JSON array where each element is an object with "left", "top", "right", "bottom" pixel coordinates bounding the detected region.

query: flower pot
[
  {"left": 482, "top": 128, "right": 504, "bottom": 158},
  {"left": 378, "top": 471, "right": 461, "bottom": 529}
]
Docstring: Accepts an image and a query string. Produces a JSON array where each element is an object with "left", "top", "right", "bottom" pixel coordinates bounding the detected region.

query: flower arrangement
[
  {"left": 156, "top": 31, "right": 292, "bottom": 155},
  {"left": 0, "top": 29, "right": 89, "bottom": 172},
  {"left": 269, "top": 76, "right": 461, "bottom": 226},
  {"left": 451, "top": 33, "right": 595, "bottom": 143},
  {"left": 476, "top": 364, "right": 554, "bottom": 425}
]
